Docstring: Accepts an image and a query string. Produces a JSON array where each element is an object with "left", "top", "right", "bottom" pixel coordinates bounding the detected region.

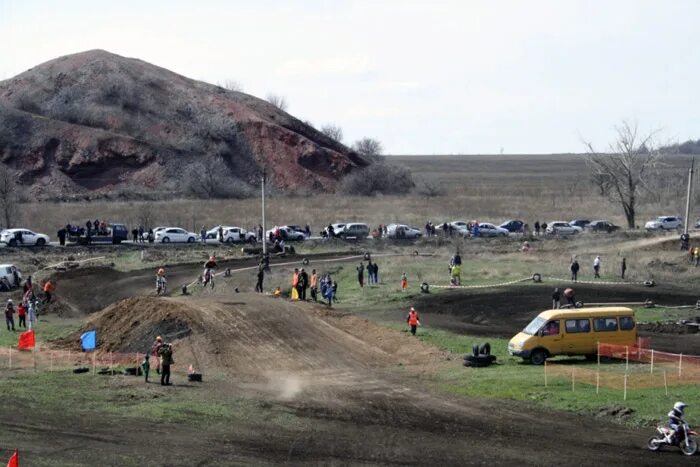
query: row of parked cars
[{"left": 0, "top": 215, "right": 697, "bottom": 247}]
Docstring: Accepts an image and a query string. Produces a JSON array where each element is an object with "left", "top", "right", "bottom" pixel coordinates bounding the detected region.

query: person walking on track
[
  {"left": 406, "top": 306, "right": 420, "bottom": 335},
  {"left": 570, "top": 259, "right": 580, "bottom": 282},
  {"left": 593, "top": 256, "right": 601, "bottom": 278},
  {"left": 255, "top": 266, "right": 264, "bottom": 293}
]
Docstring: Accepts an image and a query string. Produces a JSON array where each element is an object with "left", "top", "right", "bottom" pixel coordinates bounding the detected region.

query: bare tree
[
  {"left": 186, "top": 157, "right": 229, "bottom": 198},
  {"left": 584, "top": 121, "right": 664, "bottom": 229},
  {"left": 320, "top": 123, "right": 343, "bottom": 143},
  {"left": 352, "top": 137, "right": 383, "bottom": 159},
  {"left": 415, "top": 178, "right": 446, "bottom": 198},
  {"left": 266, "top": 93, "right": 288, "bottom": 111},
  {"left": 220, "top": 80, "right": 243, "bottom": 92},
  {"left": 0, "top": 164, "right": 20, "bottom": 228}
]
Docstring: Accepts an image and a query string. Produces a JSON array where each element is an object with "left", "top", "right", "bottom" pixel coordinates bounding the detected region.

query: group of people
[
  {"left": 130, "top": 226, "right": 154, "bottom": 243},
  {"left": 355, "top": 260, "right": 380, "bottom": 287},
  {"left": 533, "top": 221, "right": 548, "bottom": 236},
  {"left": 551, "top": 287, "right": 577, "bottom": 309},
  {"left": 289, "top": 268, "right": 337, "bottom": 305},
  {"left": 143, "top": 336, "right": 174, "bottom": 386},
  {"left": 570, "top": 255, "right": 628, "bottom": 281},
  {"left": 3, "top": 276, "right": 48, "bottom": 331}
]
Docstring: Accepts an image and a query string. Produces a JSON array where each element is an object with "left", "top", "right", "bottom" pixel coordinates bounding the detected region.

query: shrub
[{"left": 338, "top": 162, "right": 414, "bottom": 196}]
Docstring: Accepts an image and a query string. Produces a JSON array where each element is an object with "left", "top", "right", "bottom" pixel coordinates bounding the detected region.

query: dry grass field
[{"left": 18, "top": 153, "right": 698, "bottom": 234}]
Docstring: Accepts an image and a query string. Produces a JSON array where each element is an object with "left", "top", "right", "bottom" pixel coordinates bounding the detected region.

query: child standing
[
  {"left": 17, "top": 303, "right": 26, "bottom": 329},
  {"left": 332, "top": 281, "right": 338, "bottom": 303},
  {"left": 400, "top": 273, "right": 408, "bottom": 291},
  {"left": 141, "top": 354, "right": 150, "bottom": 383}
]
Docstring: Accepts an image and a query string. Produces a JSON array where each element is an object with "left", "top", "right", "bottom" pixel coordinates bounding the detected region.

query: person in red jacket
[
  {"left": 17, "top": 302, "right": 26, "bottom": 329},
  {"left": 406, "top": 306, "right": 420, "bottom": 336}
]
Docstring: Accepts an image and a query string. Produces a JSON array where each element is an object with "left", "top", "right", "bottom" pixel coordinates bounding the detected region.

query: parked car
[
  {"left": 447, "top": 221, "right": 470, "bottom": 236},
  {"left": 0, "top": 228, "right": 50, "bottom": 246},
  {"left": 474, "top": 223, "right": 509, "bottom": 237},
  {"left": 545, "top": 222, "right": 582, "bottom": 236},
  {"left": 142, "top": 226, "right": 167, "bottom": 240},
  {"left": 266, "top": 226, "right": 307, "bottom": 241},
  {"left": 0, "top": 264, "right": 21, "bottom": 289},
  {"left": 695, "top": 219, "right": 700, "bottom": 229},
  {"left": 322, "top": 223, "right": 346, "bottom": 238},
  {"left": 499, "top": 220, "right": 524, "bottom": 233},
  {"left": 569, "top": 219, "right": 591, "bottom": 229},
  {"left": 585, "top": 220, "right": 620, "bottom": 233},
  {"left": 337, "top": 223, "right": 370, "bottom": 239},
  {"left": 206, "top": 226, "right": 256, "bottom": 243},
  {"left": 645, "top": 216, "right": 683, "bottom": 231},
  {"left": 154, "top": 227, "right": 197, "bottom": 243},
  {"left": 69, "top": 223, "right": 128, "bottom": 245},
  {"left": 386, "top": 224, "right": 422, "bottom": 239}
]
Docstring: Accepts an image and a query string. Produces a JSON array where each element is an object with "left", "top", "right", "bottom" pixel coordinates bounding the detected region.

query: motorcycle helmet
[{"left": 674, "top": 401, "right": 687, "bottom": 414}]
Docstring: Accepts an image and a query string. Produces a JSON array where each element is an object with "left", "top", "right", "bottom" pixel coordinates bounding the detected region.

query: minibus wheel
[{"left": 530, "top": 349, "right": 547, "bottom": 365}]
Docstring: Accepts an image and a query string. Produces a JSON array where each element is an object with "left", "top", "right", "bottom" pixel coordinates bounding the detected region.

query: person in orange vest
[
  {"left": 406, "top": 306, "right": 420, "bottom": 335},
  {"left": 310, "top": 269, "right": 318, "bottom": 302},
  {"left": 400, "top": 272, "right": 408, "bottom": 291},
  {"left": 43, "top": 279, "right": 55, "bottom": 304}
]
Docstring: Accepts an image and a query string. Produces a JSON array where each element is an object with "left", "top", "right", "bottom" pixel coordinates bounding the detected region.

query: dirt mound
[
  {"left": 0, "top": 50, "right": 367, "bottom": 199},
  {"left": 638, "top": 322, "right": 699, "bottom": 334},
  {"left": 61, "top": 294, "right": 447, "bottom": 376}
]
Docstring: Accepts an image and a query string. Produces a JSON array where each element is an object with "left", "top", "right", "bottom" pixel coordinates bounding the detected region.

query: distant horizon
[{"left": 2, "top": 0, "right": 699, "bottom": 154}]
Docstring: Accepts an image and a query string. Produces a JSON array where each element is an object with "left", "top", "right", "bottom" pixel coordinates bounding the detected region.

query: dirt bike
[
  {"left": 202, "top": 269, "right": 215, "bottom": 289},
  {"left": 156, "top": 277, "right": 167, "bottom": 296},
  {"left": 647, "top": 421, "right": 698, "bottom": 456}
]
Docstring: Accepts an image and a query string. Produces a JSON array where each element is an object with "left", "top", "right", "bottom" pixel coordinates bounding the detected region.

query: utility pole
[
  {"left": 261, "top": 169, "right": 267, "bottom": 255},
  {"left": 683, "top": 157, "right": 695, "bottom": 236}
]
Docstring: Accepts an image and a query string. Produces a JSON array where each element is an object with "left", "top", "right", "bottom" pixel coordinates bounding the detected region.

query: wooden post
[
  {"left": 109, "top": 351, "right": 113, "bottom": 373},
  {"left": 623, "top": 374, "right": 628, "bottom": 401},
  {"left": 650, "top": 349, "right": 654, "bottom": 374},
  {"left": 597, "top": 341, "right": 600, "bottom": 367},
  {"left": 664, "top": 370, "right": 668, "bottom": 396},
  {"left": 679, "top": 353, "right": 683, "bottom": 378},
  {"left": 625, "top": 345, "right": 629, "bottom": 373},
  {"left": 596, "top": 369, "right": 600, "bottom": 395},
  {"left": 92, "top": 352, "right": 96, "bottom": 374},
  {"left": 544, "top": 360, "right": 548, "bottom": 387}
]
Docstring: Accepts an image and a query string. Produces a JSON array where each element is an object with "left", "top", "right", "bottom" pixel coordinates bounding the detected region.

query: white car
[
  {"left": 323, "top": 223, "right": 346, "bottom": 237},
  {"left": 545, "top": 222, "right": 582, "bottom": 236},
  {"left": 266, "top": 226, "right": 307, "bottom": 241},
  {"left": 205, "top": 226, "right": 256, "bottom": 243},
  {"left": 142, "top": 226, "right": 167, "bottom": 240},
  {"left": 474, "top": 223, "right": 509, "bottom": 237},
  {"left": 154, "top": 227, "right": 197, "bottom": 243},
  {"left": 386, "top": 224, "right": 422, "bottom": 239},
  {"left": 0, "top": 264, "right": 21, "bottom": 289},
  {"left": 447, "top": 221, "right": 470, "bottom": 235},
  {"left": 645, "top": 216, "right": 683, "bottom": 231},
  {"left": 0, "top": 228, "right": 50, "bottom": 246}
]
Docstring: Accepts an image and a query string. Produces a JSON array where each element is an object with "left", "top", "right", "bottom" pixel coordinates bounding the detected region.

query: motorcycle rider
[
  {"left": 203, "top": 255, "right": 217, "bottom": 286},
  {"left": 667, "top": 401, "right": 688, "bottom": 442},
  {"left": 156, "top": 268, "right": 167, "bottom": 294}
]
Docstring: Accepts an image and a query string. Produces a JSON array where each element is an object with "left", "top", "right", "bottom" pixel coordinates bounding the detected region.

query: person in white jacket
[{"left": 593, "top": 256, "right": 601, "bottom": 278}]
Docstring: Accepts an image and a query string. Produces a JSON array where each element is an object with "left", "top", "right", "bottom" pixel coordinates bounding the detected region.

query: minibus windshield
[{"left": 523, "top": 316, "right": 546, "bottom": 335}]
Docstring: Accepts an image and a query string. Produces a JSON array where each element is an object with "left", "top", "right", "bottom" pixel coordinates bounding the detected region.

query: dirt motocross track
[{"left": 1, "top": 260, "right": 694, "bottom": 465}]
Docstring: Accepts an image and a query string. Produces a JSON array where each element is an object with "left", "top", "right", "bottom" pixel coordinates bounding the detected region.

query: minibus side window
[
  {"left": 593, "top": 317, "right": 618, "bottom": 332},
  {"left": 619, "top": 316, "right": 635, "bottom": 331},
  {"left": 565, "top": 319, "right": 590, "bottom": 333},
  {"left": 541, "top": 320, "right": 560, "bottom": 336}
]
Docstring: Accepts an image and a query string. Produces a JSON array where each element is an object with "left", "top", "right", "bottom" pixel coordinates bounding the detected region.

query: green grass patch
[{"left": 0, "top": 317, "right": 80, "bottom": 348}]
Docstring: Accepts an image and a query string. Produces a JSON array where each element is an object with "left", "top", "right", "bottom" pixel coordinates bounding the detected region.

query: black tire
[
  {"left": 8, "top": 239, "right": 16, "bottom": 247},
  {"left": 647, "top": 435, "right": 663, "bottom": 451},
  {"left": 187, "top": 237, "right": 195, "bottom": 243},
  {"left": 479, "top": 343, "right": 491, "bottom": 356},
  {"left": 162, "top": 237, "right": 170, "bottom": 243},
  {"left": 472, "top": 344, "right": 480, "bottom": 357},
  {"left": 584, "top": 354, "right": 597, "bottom": 361},
  {"left": 681, "top": 438, "right": 698, "bottom": 456},
  {"left": 248, "top": 237, "right": 256, "bottom": 244},
  {"left": 530, "top": 349, "right": 547, "bottom": 365},
  {"left": 36, "top": 238, "right": 46, "bottom": 246},
  {"left": 226, "top": 237, "right": 234, "bottom": 243}
]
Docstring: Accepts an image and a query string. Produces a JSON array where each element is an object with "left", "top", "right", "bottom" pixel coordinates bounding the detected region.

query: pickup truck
[{"left": 68, "top": 223, "right": 129, "bottom": 245}]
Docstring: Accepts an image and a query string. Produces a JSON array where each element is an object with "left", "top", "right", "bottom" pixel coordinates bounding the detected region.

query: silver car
[{"left": 386, "top": 224, "right": 422, "bottom": 239}]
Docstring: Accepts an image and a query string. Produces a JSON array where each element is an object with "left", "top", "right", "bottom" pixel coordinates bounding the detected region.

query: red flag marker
[{"left": 7, "top": 449, "right": 18, "bottom": 467}]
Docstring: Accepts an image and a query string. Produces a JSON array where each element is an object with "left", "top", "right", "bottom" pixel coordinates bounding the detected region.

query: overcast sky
[{"left": 1, "top": 0, "right": 698, "bottom": 154}]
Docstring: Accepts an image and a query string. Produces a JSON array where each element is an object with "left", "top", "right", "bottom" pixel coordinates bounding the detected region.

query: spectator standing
[
  {"left": 17, "top": 302, "right": 26, "bottom": 329},
  {"left": 570, "top": 259, "right": 580, "bottom": 282},
  {"left": 218, "top": 226, "right": 224, "bottom": 243},
  {"left": 57, "top": 227, "right": 67, "bottom": 246},
  {"left": 593, "top": 256, "right": 601, "bottom": 278},
  {"left": 356, "top": 263, "right": 365, "bottom": 288},
  {"left": 551, "top": 288, "right": 561, "bottom": 309},
  {"left": 257, "top": 224, "right": 263, "bottom": 242},
  {"left": 86, "top": 220, "right": 92, "bottom": 234},
  {"left": 255, "top": 266, "right": 264, "bottom": 293},
  {"left": 291, "top": 268, "right": 300, "bottom": 300},
  {"left": 151, "top": 336, "right": 163, "bottom": 374},
  {"left": 131, "top": 228, "right": 138, "bottom": 243},
  {"left": 5, "top": 299, "right": 15, "bottom": 331},
  {"left": 157, "top": 343, "right": 174, "bottom": 386},
  {"left": 141, "top": 354, "right": 150, "bottom": 383},
  {"left": 534, "top": 221, "right": 540, "bottom": 236},
  {"left": 310, "top": 269, "right": 318, "bottom": 301},
  {"left": 401, "top": 272, "right": 408, "bottom": 291},
  {"left": 332, "top": 280, "right": 338, "bottom": 302},
  {"left": 27, "top": 298, "right": 37, "bottom": 330},
  {"left": 541, "top": 222, "right": 548, "bottom": 233},
  {"left": 138, "top": 225, "right": 144, "bottom": 243},
  {"left": 299, "top": 268, "right": 309, "bottom": 300},
  {"left": 680, "top": 233, "right": 690, "bottom": 251},
  {"left": 366, "top": 261, "right": 374, "bottom": 285},
  {"left": 200, "top": 226, "right": 207, "bottom": 244},
  {"left": 373, "top": 262, "right": 380, "bottom": 284},
  {"left": 305, "top": 224, "right": 311, "bottom": 238},
  {"left": 621, "top": 258, "right": 627, "bottom": 279}
]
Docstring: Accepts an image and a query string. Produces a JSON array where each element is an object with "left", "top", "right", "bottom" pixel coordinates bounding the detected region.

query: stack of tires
[{"left": 463, "top": 343, "right": 496, "bottom": 367}]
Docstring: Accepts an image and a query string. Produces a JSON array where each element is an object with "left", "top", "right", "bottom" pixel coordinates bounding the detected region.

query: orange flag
[
  {"left": 18, "top": 330, "right": 35, "bottom": 350},
  {"left": 6, "top": 449, "right": 18, "bottom": 467}
]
